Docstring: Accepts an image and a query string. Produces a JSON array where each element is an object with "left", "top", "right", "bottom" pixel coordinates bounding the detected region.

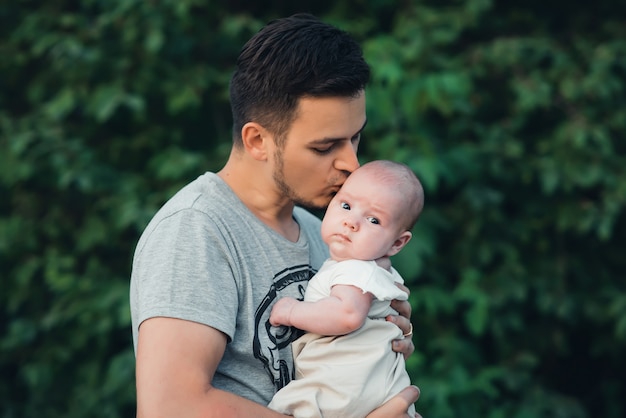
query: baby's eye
[
  {"left": 340, "top": 202, "right": 350, "bottom": 210},
  {"left": 367, "top": 217, "right": 380, "bottom": 225}
]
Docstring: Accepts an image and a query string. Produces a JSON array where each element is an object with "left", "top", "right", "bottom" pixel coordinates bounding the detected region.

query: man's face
[{"left": 271, "top": 92, "right": 366, "bottom": 210}]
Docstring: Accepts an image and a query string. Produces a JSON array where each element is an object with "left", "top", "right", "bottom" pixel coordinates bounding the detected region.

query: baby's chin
[
  {"left": 329, "top": 247, "right": 387, "bottom": 263},
  {"left": 328, "top": 249, "right": 366, "bottom": 263},
  {"left": 327, "top": 247, "right": 351, "bottom": 262}
]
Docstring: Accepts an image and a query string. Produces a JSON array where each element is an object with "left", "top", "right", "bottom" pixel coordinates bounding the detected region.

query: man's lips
[{"left": 329, "top": 185, "right": 342, "bottom": 196}]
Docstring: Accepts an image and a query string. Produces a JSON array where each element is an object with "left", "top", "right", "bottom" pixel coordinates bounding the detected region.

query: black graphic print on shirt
[{"left": 253, "top": 264, "right": 315, "bottom": 392}]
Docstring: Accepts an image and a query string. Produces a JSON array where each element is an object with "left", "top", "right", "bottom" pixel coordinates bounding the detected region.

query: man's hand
[
  {"left": 365, "top": 386, "right": 422, "bottom": 418},
  {"left": 388, "top": 282, "right": 414, "bottom": 359}
]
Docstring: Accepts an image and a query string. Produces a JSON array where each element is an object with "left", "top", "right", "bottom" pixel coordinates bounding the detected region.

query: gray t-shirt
[{"left": 130, "top": 172, "right": 329, "bottom": 405}]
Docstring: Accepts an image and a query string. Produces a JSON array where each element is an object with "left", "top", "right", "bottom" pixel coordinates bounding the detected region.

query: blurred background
[{"left": 1, "top": 1, "right": 625, "bottom": 417}]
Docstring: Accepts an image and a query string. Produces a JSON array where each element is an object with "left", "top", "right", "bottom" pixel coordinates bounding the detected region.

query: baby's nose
[{"left": 343, "top": 218, "right": 358, "bottom": 230}]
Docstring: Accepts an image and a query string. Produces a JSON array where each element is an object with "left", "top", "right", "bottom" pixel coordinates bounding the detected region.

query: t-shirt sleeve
[
  {"left": 328, "top": 260, "right": 409, "bottom": 301},
  {"left": 132, "top": 207, "right": 239, "bottom": 341}
]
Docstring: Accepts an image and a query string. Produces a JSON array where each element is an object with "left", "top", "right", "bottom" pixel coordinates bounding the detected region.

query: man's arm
[
  {"left": 135, "top": 317, "right": 287, "bottom": 418},
  {"left": 137, "top": 317, "right": 419, "bottom": 418}
]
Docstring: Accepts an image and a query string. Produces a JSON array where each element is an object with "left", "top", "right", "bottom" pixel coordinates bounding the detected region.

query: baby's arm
[{"left": 270, "top": 285, "right": 373, "bottom": 335}]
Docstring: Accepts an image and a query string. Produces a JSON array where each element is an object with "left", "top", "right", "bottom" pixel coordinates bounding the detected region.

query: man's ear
[
  {"left": 386, "top": 231, "right": 412, "bottom": 257},
  {"left": 241, "top": 122, "right": 270, "bottom": 161}
]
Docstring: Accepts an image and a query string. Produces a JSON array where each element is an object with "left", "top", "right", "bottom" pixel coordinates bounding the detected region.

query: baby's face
[{"left": 321, "top": 168, "right": 406, "bottom": 262}]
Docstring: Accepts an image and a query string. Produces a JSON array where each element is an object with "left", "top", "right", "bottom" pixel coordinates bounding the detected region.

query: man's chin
[
  {"left": 296, "top": 202, "right": 326, "bottom": 211},
  {"left": 294, "top": 198, "right": 330, "bottom": 218}
]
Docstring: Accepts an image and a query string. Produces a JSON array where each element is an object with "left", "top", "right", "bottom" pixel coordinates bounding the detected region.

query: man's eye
[
  {"left": 340, "top": 202, "right": 350, "bottom": 210},
  {"left": 313, "top": 146, "right": 333, "bottom": 154},
  {"left": 367, "top": 217, "right": 379, "bottom": 225}
]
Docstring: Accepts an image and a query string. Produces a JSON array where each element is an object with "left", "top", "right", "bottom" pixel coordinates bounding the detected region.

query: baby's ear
[{"left": 386, "top": 231, "right": 412, "bottom": 257}]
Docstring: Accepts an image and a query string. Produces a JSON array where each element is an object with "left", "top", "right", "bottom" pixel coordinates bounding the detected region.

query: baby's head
[
  {"left": 359, "top": 160, "right": 424, "bottom": 231},
  {"left": 321, "top": 160, "right": 424, "bottom": 262}
]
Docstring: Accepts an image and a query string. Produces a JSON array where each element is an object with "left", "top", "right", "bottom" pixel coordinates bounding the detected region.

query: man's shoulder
[
  {"left": 136, "top": 173, "right": 236, "bottom": 242},
  {"left": 154, "top": 172, "right": 235, "bottom": 218}
]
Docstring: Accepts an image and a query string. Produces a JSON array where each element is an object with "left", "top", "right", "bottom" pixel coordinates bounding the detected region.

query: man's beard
[{"left": 272, "top": 148, "right": 327, "bottom": 212}]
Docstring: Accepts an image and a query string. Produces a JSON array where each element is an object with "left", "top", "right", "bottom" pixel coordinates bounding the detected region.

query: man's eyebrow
[{"left": 309, "top": 119, "right": 368, "bottom": 144}]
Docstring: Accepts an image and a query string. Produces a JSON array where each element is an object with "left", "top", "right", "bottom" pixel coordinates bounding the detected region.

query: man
[{"left": 131, "top": 13, "right": 420, "bottom": 417}]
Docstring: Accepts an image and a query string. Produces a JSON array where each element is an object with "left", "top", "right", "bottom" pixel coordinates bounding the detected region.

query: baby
[{"left": 269, "top": 160, "right": 424, "bottom": 418}]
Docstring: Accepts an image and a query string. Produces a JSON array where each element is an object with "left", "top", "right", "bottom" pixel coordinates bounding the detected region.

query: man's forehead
[{"left": 295, "top": 94, "right": 365, "bottom": 124}]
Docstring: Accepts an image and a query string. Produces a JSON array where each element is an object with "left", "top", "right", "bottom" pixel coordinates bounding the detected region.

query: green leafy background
[{"left": 1, "top": 1, "right": 624, "bottom": 417}]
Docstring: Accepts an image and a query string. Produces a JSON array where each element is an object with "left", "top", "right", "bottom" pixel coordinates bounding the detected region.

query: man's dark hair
[{"left": 229, "top": 13, "right": 370, "bottom": 147}]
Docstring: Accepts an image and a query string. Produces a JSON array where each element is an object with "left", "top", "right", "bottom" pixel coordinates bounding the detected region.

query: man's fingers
[
  {"left": 395, "top": 281, "right": 411, "bottom": 297},
  {"left": 392, "top": 335, "right": 415, "bottom": 359},
  {"left": 390, "top": 298, "right": 411, "bottom": 319},
  {"left": 388, "top": 313, "right": 412, "bottom": 336},
  {"left": 391, "top": 385, "right": 420, "bottom": 416},
  {"left": 366, "top": 385, "right": 420, "bottom": 418},
  {"left": 400, "top": 385, "right": 420, "bottom": 403}
]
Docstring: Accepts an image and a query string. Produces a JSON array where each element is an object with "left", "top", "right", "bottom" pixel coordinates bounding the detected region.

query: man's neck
[{"left": 217, "top": 155, "right": 300, "bottom": 242}]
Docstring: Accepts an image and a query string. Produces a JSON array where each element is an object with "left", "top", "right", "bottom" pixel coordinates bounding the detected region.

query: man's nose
[{"left": 334, "top": 142, "right": 359, "bottom": 174}]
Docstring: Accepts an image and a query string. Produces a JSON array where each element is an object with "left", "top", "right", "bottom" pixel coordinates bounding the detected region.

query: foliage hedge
[{"left": 1, "top": 1, "right": 624, "bottom": 417}]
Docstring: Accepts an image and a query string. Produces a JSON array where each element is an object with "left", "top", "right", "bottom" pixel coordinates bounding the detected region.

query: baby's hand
[{"left": 269, "top": 297, "right": 299, "bottom": 327}]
